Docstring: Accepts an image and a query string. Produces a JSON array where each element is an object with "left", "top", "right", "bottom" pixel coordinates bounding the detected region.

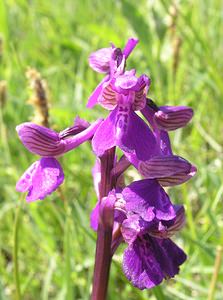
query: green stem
[
  {"left": 13, "top": 196, "right": 24, "bottom": 300},
  {"left": 208, "top": 246, "right": 223, "bottom": 300}
]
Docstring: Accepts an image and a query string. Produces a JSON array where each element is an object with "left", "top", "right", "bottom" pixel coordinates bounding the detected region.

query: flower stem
[
  {"left": 13, "top": 196, "right": 24, "bottom": 300},
  {"left": 91, "top": 147, "right": 115, "bottom": 300},
  {"left": 208, "top": 245, "right": 223, "bottom": 300}
]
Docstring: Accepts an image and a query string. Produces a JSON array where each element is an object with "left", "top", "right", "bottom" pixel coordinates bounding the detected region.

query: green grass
[{"left": 0, "top": 0, "right": 223, "bottom": 299}]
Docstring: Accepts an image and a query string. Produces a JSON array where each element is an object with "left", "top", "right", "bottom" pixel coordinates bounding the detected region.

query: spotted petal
[
  {"left": 122, "top": 179, "right": 176, "bottom": 222},
  {"left": 16, "top": 157, "right": 64, "bottom": 202},
  {"left": 121, "top": 215, "right": 147, "bottom": 244}
]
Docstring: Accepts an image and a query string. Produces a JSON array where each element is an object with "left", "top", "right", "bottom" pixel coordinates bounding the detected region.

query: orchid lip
[{"left": 16, "top": 157, "right": 64, "bottom": 202}]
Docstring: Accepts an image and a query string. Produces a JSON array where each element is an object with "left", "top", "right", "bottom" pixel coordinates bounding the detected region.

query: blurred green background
[{"left": 0, "top": 0, "right": 223, "bottom": 299}]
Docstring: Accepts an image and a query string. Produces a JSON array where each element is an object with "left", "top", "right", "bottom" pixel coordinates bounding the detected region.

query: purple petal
[
  {"left": 92, "top": 111, "right": 117, "bottom": 157},
  {"left": 141, "top": 105, "right": 173, "bottom": 155},
  {"left": 98, "top": 81, "right": 118, "bottom": 110},
  {"left": 92, "top": 105, "right": 157, "bottom": 160},
  {"left": 16, "top": 123, "right": 65, "bottom": 156},
  {"left": 121, "top": 215, "right": 143, "bottom": 244},
  {"left": 151, "top": 237, "right": 187, "bottom": 278},
  {"left": 123, "top": 38, "right": 139, "bottom": 58},
  {"left": 168, "top": 205, "right": 186, "bottom": 234},
  {"left": 154, "top": 106, "right": 194, "bottom": 131},
  {"left": 122, "top": 179, "right": 176, "bottom": 221},
  {"left": 17, "top": 119, "right": 102, "bottom": 157},
  {"left": 89, "top": 47, "right": 113, "bottom": 73},
  {"left": 123, "top": 241, "right": 163, "bottom": 289},
  {"left": 141, "top": 104, "right": 157, "bottom": 129},
  {"left": 123, "top": 236, "right": 162, "bottom": 289},
  {"left": 159, "top": 131, "right": 173, "bottom": 155},
  {"left": 139, "top": 155, "right": 191, "bottom": 177},
  {"left": 158, "top": 165, "right": 197, "bottom": 186},
  {"left": 122, "top": 236, "right": 186, "bottom": 290},
  {"left": 59, "top": 116, "right": 90, "bottom": 139},
  {"left": 64, "top": 118, "right": 103, "bottom": 152},
  {"left": 98, "top": 73, "right": 150, "bottom": 111},
  {"left": 117, "top": 106, "right": 157, "bottom": 161},
  {"left": 16, "top": 157, "right": 64, "bottom": 202},
  {"left": 132, "top": 75, "right": 150, "bottom": 111},
  {"left": 87, "top": 75, "right": 110, "bottom": 108},
  {"left": 114, "top": 70, "right": 138, "bottom": 92},
  {"left": 149, "top": 205, "right": 186, "bottom": 238},
  {"left": 16, "top": 160, "right": 39, "bottom": 193},
  {"left": 139, "top": 155, "right": 197, "bottom": 186},
  {"left": 110, "top": 48, "right": 125, "bottom": 76}
]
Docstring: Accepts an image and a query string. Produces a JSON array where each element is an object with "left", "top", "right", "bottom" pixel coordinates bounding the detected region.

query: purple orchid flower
[
  {"left": 118, "top": 180, "right": 186, "bottom": 290},
  {"left": 116, "top": 179, "right": 185, "bottom": 244},
  {"left": 16, "top": 117, "right": 103, "bottom": 201},
  {"left": 87, "top": 38, "right": 138, "bottom": 108},
  {"left": 92, "top": 71, "right": 158, "bottom": 161},
  {"left": 90, "top": 178, "right": 186, "bottom": 290}
]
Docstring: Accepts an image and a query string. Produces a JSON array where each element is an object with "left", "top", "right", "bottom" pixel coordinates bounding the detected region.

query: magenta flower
[
  {"left": 90, "top": 178, "right": 186, "bottom": 290},
  {"left": 92, "top": 71, "right": 158, "bottom": 160},
  {"left": 87, "top": 38, "right": 138, "bottom": 108},
  {"left": 16, "top": 117, "right": 103, "bottom": 201},
  {"left": 120, "top": 181, "right": 186, "bottom": 289}
]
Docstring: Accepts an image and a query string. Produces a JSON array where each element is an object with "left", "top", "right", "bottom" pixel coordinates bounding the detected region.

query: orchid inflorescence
[{"left": 16, "top": 38, "right": 196, "bottom": 295}]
